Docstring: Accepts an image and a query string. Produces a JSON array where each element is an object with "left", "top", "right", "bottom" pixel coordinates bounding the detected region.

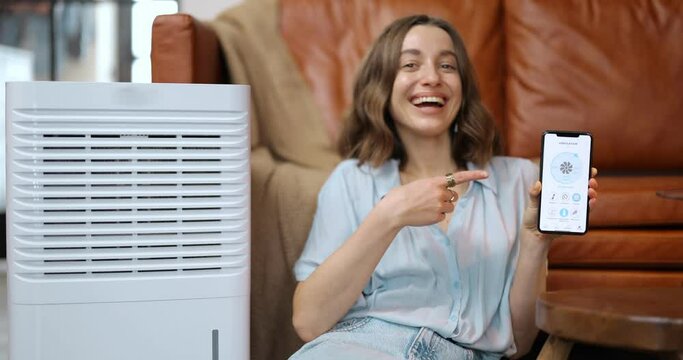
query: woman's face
[{"left": 389, "top": 25, "right": 462, "bottom": 140}]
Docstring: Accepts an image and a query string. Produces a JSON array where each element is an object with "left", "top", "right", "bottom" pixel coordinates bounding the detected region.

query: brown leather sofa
[{"left": 151, "top": 0, "right": 683, "bottom": 358}]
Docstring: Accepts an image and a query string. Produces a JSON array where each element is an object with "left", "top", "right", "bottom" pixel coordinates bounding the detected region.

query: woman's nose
[{"left": 420, "top": 64, "right": 441, "bottom": 85}]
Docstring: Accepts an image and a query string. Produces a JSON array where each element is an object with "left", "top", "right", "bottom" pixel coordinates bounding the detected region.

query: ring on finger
[
  {"left": 445, "top": 173, "right": 456, "bottom": 188},
  {"left": 448, "top": 189, "right": 457, "bottom": 202}
]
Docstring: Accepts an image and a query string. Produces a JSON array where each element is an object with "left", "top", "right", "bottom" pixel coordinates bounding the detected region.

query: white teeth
[{"left": 412, "top": 96, "right": 445, "bottom": 105}]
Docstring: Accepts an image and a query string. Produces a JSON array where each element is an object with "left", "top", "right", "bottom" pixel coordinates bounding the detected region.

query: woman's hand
[
  {"left": 379, "top": 170, "right": 489, "bottom": 229},
  {"left": 523, "top": 167, "right": 599, "bottom": 241}
]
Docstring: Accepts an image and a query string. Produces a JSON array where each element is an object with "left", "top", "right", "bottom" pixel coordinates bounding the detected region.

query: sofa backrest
[
  {"left": 280, "top": 0, "right": 505, "bottom": 143},
  {"left": 503, "top": 0, "right": 683, "bottom": 170},
  {"left": 280, "top": 0, "right": 683, "bottom": 171}
]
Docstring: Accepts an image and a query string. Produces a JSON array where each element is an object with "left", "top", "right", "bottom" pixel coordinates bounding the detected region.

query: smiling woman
[
  {"left": 338, "top": 16, "right": 498, "bottom": 171},
  {"left": 290, "top": 14, "right": 597, "bottom": 360},
  {"left": 390, "top": 25, "right": 463, "bottom": 148}
]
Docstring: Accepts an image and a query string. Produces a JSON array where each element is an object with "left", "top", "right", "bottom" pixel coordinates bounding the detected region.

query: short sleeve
[{"left": 293, "top": 162, "right": 360, "bottom": 281}]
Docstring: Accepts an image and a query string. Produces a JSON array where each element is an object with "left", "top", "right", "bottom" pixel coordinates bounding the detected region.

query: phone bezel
[{"left": 537, "top": 130, "right": 593, "bottom": 235}]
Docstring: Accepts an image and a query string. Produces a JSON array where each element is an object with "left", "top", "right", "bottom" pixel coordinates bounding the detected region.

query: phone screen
[{"left": 538, "top": 132, "right": 592, "bottom": 234}]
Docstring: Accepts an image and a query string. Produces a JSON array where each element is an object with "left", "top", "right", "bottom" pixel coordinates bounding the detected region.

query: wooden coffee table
[{"left": 536, "top": 287, "right": 683, "bottom": 359}]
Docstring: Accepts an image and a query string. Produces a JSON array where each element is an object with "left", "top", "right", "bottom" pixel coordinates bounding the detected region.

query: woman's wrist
[
  {"left": 374, "top": 193, "right": 406, "bottom": 232},
  {"left": 519, "top": 228, "right": 553, "bottom": 259}
]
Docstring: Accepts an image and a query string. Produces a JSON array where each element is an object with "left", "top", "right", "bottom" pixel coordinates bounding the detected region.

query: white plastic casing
[{"left": 6, "top": 81, "right": 250, "bottom": 360}]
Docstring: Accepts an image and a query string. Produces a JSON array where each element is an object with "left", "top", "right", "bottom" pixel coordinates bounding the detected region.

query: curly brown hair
[{"left": 338, "top": 15, "right": 500, "bottom": 169}]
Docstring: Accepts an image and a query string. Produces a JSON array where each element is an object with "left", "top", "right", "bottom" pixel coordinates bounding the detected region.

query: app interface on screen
[{"left": 540, "top": 134, "right": 591, "bottom": 233}]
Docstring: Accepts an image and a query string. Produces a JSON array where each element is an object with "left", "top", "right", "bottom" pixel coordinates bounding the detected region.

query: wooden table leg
[{"left": 537, "top": 335, "right": 574, "bottom": 360}]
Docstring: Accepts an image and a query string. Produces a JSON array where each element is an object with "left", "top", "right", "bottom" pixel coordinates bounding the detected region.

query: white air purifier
[{"left": 5, "top": 81, "right": 250, "bottom": 360}]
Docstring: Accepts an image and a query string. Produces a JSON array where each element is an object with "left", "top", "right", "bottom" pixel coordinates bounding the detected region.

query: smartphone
[{"left": 538, "top": 131, "right": 593, "bottom": 235}]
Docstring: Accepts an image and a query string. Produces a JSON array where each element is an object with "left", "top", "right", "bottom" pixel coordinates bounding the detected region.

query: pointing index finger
[{"left": 443, "top": 170, "right": 489, "bottom": 187}]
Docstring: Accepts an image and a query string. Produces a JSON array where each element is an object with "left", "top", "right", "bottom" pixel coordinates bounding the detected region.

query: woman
[{"left": 290, "top": 15, "right": 598, "bottom": 360}]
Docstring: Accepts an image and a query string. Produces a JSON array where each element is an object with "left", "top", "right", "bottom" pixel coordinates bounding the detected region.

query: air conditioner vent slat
[
  {"left": 15, "top": 208, "right": 247, "bottom": 222},
  {"left": 14, "top": 221, "right": 247, "bottom": 235},
  {"left": 14, "top": 134, "right": 248, "bottom": 147},
  {"left": 14, "top": 148, "right": 248, "bottom": 160},
  {"left": 13, "top": 122, "right": 247, "bottom": 135},
  {"left": 16, "top": 256, "right": 247, "bottom": 273},
  {"left": 9, "top": 102, "right": 250, "bottom": 280},
  {"left": 15, "top": 266, "right": 246, "bottom": 281},
  {"left": 17, "top": 243, "right": 246, "bottom": 260},
  {"left": 14, "top": 184, "right": 247, "bottom": 197},
  {"left": 13, "top": 159, "right": 247, "bottom": 172},
  {"left": 14, "top": 233, "right": 245, "bottom": 248},
  {"left": 13, "top": 196, "right": 246, "bottom": 210},
  {"left": 14, "top": 172, "right": 246, "bottom": 185}
]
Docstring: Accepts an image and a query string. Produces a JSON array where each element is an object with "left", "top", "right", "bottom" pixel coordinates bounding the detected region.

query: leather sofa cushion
[
  {"left": 549, "top": 229, "right": 683, "bottom": 268},
  {"left": 503, "top": 0, "right": 683, "bottom": 170},
  {"left": 589, "top": 175, "right": 683, "bottom": 226},
  {"left": 547, "top": 269, "right": 683, "bottom": 291},
  {"left": 281, "top": 0, "right": 505, "bottom": 143}
]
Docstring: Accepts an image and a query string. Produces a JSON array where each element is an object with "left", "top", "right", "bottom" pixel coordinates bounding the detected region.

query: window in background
[
  {"left": 0, "top": 2, "right": 51, "bottom": 80},
  {"left": 131, "top": 0, "right": 178, "bottom": 83},
  {"left": 0, "top": 1, "right": 117, "bottom": 81},
  {"left": 0, "top": 0, "right": 178, "bottom": 83},
  {"left": 54, "top": 1, "right": 117, "bottom": 82}
]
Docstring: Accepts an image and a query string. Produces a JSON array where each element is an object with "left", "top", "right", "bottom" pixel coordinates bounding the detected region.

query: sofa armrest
[{"left": 151, "top": 13, "right": 227, "bottom": 84}]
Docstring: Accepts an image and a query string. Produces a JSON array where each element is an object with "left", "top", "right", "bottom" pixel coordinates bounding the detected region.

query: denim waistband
[{"left": 290, "top": 317, "right": 482, "bottom": 360}]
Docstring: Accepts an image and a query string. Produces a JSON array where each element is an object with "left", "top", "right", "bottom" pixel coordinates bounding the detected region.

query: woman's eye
[
  {"left": 441, "top": 64, "right": 457, "bottom": 71},
  {"left": 402, "top": 63, "right": 417, "bottom": 69}
]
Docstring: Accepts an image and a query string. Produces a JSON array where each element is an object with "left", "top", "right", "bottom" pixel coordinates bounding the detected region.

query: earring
[{"left": 453, "top": 123, "right": 459, "bottom": 134}]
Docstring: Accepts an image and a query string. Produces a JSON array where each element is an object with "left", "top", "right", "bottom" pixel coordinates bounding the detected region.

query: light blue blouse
[{"left": 294, "top": 156, "right": 538, "bottom": 358}]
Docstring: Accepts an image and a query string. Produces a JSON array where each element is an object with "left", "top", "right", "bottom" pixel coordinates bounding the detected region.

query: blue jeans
[{"left": 289, "top": 317, "right": 485, "bottom": 360}]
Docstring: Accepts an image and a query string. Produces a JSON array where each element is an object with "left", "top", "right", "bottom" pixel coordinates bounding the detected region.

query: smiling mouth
[{"left": 411, "top": 96, "right": 445, "bottom": 108}]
